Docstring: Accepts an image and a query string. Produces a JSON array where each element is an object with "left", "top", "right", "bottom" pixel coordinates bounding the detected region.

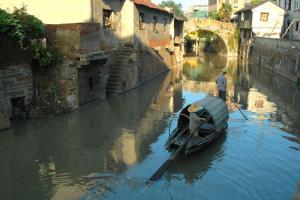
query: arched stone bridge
[{"left": 185, "top": 18, "right": 239, "bottom": 56}]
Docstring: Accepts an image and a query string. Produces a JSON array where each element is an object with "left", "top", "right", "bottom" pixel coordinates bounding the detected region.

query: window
[
  {"left": 296, "top": 21, "right": 300, "bottom": 32},
  {"left": 260, "top": 13, "right": 269, "bottom": 21},
  {"left": 241, "top": 12, "right": 244, "bottom": 21},
  {"left": 163, "top": 18, "right": 167, "bottom": 32},
  {"left": 296, "top": 0, "right": 300, "bottom": 10},
  {"left": 139, "top": 13, "right": 145, "bottom": 30},
  {"left": 153, "top": 16, "right": 158, "bottom": 32},
  {"left": 285, "top": 0, "right": 291, "bottom": 10},
  {"left": 103, "top": 9, "right": 113, "bottom": 29}
]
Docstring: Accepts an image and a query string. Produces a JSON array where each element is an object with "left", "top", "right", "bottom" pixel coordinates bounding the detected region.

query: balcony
[{"left": 239, "top": 20, "right": 252, "bottom": 29}]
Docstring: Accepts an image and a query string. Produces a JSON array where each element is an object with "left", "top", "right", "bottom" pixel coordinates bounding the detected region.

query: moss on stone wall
[{"left": 228, "top": 29, "right": 239, "bottom": 51}]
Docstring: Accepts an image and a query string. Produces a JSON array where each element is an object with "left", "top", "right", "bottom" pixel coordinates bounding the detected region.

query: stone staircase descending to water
[{"left": 106, "top": 46, "right": 135, "bottom": 96}]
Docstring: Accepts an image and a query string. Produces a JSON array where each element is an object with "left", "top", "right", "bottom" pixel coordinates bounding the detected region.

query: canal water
[{"left": 0, "top": 53, "right": 300, "bottom": 200}]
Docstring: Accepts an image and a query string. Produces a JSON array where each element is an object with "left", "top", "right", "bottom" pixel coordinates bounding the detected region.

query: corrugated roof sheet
[
  {"left": 194, "top": 96, "right": 228, "bottom": 132},
  {"left": 132, "top": 0, "right": 169, "bottom": 13}
]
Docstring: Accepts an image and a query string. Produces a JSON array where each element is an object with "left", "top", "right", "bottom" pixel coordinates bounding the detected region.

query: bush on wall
[{"left": 0, "top": 7, "right": 62, "bottom": 67}]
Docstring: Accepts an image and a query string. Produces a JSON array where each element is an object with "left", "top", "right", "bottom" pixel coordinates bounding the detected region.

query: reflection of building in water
[
  {"left": 0, "top": 71, "right": 185, "bottom": 200},
  {"left": 247, "top": 88, "right": 277, "bottom": 115},
  {"left": 182, "top": 80, "right": 218, "bottom": 96},
  {"left": 235, "top": 59, "right": 300, "bottom": 134},
  {"left": 111, "top": 130, "right": 137, "bottom": 165},
  {"left": 107, "top": 72, "right": 184, "bottom": 167}
]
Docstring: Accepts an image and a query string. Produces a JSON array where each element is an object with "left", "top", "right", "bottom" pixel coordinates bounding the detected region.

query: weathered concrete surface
[
  {"left": 106, "top": 46, "right": 170, "bottom": 95},
  {"left": 78, "top": 60, "right": 108, "bottom": 105},
  {"left": 134, "top": 5, "right": 172, "bottom": 49},
  {"left": 44, "top": 23, "right": 110, "bottom": 113},
  {"left": 250, "top": 38, "right": 300, "bottom": 83}
]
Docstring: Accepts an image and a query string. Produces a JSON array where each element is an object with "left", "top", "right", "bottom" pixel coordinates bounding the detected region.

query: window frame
[
  {"left": 260, "top": 12, "right": 269, "bottom": 22},
  {"left": 139, "top": 13, "right": 145, "bottom": 30},
  {"left": 103, "top": 9, "right": 113, "bottom": 29}
]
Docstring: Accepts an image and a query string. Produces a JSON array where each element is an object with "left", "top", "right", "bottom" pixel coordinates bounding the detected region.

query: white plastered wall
[{"left": 251, "top": 2, "right": 285, "bottom": 38}]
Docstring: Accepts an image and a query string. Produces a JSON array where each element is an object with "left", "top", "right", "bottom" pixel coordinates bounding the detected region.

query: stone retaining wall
[
  {"left": 0, "top": 64, "right": 33, "bottom": 118},
  {"left": 0, "top": 82, "right": 10, "bottom": 130},
  {"left": 250, "top": 38, "right": 300, "bottom": 83}
]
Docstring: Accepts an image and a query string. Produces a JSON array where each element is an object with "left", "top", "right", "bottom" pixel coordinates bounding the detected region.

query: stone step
[
  {"left": 107, "top": 82, "right": 122, "bottom": 87},
  {"left": 111, "top": 65, "right": 127, "bottom": 69},
  {"left": 111, "top": 68, "right": 126, "bottom": 73},
  {"left": 110, "top": 72, "right": 124, "bottom": 76},
  {"left": 108, "top": 77, "right": 122, "bottom": 82},
  {"left": 106, "top": 85, "right": 122, "bottom": 91},
  {"left": 106, "top": 90, "right": 121, "bottom": 96}
]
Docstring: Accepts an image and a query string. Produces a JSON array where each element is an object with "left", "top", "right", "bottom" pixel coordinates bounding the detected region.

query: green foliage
[
  {"left": 184, "top": 35, "right": 192, "bottom": 41},
  {"left": 208, "top": 11, "right": 219, "bottom": 20},
  {"left": 159, "top": 0, "right": 186, "bottom": 20},
  {"left": 218, "top": 3, "right": 233, "bottom": 22},
  {"left": 251, "top": 0, "right": 264, "bottom": 4},
  {"left": 228, "top": 29, "right": 240, "bottom": 50},
  {"left": 297, "top": 76, "right": 300, "bottom": 88},
  {"left": 0, "top": 7, "right": 44, "bottom": 48},
  {"left": 32, "top": 41, "right": 63, "bottom": 67},
  {"left": 1, "top": 7, "right": 62, "bottom": 67}
]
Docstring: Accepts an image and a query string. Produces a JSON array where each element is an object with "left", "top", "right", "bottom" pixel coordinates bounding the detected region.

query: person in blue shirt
[{"left": 215, "top": 68, "right": 227, "bottom": 101}]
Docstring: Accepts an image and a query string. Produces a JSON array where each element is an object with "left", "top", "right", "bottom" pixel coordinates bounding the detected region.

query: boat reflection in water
[{"left": 166, "top": 133, "right": 227, "bottom": 184}]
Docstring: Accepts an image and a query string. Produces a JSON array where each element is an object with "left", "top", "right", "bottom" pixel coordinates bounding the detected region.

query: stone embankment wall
[
  {"left": 0, "top": 64, "right": 33, "bottom": 118},
  {"left": 249, "top": 38, "right": 300, "bottom": 83},
  {"left": 0, "top": 82, "right": 10, "bottom": 130}
]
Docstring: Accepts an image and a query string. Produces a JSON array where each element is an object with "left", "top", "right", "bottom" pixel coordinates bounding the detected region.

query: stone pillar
[{"left": 195, "top": 41, "right": 199, "bottom": 56}]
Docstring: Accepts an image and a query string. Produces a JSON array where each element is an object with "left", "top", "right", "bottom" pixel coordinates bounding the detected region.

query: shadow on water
[{"left": 0, "top": 70, "right": 184, "bottom": 200}]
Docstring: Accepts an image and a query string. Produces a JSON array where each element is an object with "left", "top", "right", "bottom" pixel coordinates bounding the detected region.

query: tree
[
  {"left": 218, "top": 3, "right": 232, "bottom": 22},
  {"left": 159, "top": 0, "right": 186, "bottom": 19},
  {"left": 208, "top": 11, "right": 219, "bottom": 20},
  {"left": 251, "top": 0, "right": 264, "bottom": 4}
]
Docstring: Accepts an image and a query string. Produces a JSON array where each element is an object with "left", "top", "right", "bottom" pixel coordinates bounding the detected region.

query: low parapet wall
[{"left": 250, "top": 37, "right": 300, "bottom": 83}]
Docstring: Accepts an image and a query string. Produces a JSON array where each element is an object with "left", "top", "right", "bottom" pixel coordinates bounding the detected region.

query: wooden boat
[{"left": 165, "top": 96, "right": 228, "bottom": 155}]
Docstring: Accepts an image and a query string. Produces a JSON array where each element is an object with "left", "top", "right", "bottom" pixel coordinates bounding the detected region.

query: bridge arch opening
[{"left": 185, "top": 29, "right": 228, "bottom": 56}]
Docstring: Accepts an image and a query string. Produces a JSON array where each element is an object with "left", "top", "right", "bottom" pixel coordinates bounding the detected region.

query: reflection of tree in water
[
  {"left": 165, "top": 133, "right": 227, "bottom": 184},
  {"left": 183, "top": 54, "right": 228, "bottom": 82}
]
